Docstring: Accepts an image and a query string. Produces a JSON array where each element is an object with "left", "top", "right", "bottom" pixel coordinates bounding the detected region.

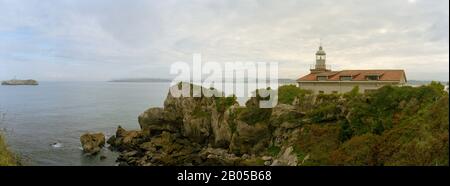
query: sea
[
  {"left": 0, "top": 81, "right": 287, "bottom": 166},
  {"left": 0, "top": 82, "right": 173, "bottom": 165}
]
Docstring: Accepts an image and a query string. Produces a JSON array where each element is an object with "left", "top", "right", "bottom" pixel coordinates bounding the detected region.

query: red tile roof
[{"left": 297, "top": 70, "right": 406, "bottom": 82}]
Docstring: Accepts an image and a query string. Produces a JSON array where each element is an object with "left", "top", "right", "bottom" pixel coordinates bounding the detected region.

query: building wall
[{"left": 297, "top": 81, "right": 404, "bottom": 94}]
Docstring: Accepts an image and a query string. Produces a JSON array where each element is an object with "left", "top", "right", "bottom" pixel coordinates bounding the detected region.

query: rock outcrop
[
  {"left": 106, "top": 82, "right": 300, "bottom": 166},
  {"left": 89, "top": 82, "right": 449, "bottom": 166},
  {"left": 80, "top": 133, "right": 105, "bottom": 155}
]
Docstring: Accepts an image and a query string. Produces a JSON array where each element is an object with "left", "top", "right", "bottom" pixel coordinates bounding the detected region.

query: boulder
[{"left": 80, "top": 133, "right": 105, "bottom": 155}]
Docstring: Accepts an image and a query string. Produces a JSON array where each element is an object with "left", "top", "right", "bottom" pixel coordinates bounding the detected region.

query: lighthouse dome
[{"left": 316, "top": 46, "right": 326, "bottom": 55}]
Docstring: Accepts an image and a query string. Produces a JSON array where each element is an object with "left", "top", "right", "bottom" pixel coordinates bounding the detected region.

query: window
[
  {"left": 317, "top": 76, "right": 327, "bottom": 81},
  {"left": 366, "top": 75, "right": 379, "bottom": 81},
  {"left": 340, "top": 76, "right": 352, "bottom": 81},
  {"left": 318, "top": 90, "right": 324, "bottom": 94}
]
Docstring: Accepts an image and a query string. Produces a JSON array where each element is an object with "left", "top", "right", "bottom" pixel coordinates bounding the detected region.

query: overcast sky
[{"left": 0, "top": 0, "right": 448, "bottom": 81}]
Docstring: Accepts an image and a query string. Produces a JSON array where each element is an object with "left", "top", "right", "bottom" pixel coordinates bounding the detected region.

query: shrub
[
  {"left": 293, "top": 124, "right": 341, "bottom": 165},
  {"left": 238, "top": 107, "right": 272, "bottom": 125},
  {"left": 278, "top": 85, "right": 312, "bottom": 105},
  {"left": 330, "top": 133, "right": 380, "bottom": 165}
]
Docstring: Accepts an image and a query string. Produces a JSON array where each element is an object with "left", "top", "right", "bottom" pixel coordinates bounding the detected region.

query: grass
[{"left": 0, "top": 133, "right": 18, "bottom": 166}]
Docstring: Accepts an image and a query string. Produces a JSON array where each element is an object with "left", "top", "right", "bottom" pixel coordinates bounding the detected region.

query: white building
[{"left": 297, "top": 46, "right": 407, "bottom": 94}]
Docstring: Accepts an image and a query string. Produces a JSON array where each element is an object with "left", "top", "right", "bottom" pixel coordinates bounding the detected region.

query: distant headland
[
  {"left": 1, "top": 79, "right": 39, "bottom": 85},
  {"left": 109, "top": 78, "right": 172, "bottom": 83},
  {"left": 109, "top": 78, "right": 297, "bottom": 84}
]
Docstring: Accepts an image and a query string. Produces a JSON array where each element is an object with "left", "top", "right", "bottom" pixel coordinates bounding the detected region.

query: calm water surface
[{"left": 0, "top": 82, "right": 169, "bottom": 166}]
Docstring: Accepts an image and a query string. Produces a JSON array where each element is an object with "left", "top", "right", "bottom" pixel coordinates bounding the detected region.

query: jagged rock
[
  {"left": 210, "top": 105, "right": 238, "bottom": 147},
  {"left": 182, "top": 114, "right": 211, "bottom": 144},
  {"left": 161, "top": 83, "right": 218, "bottom": 144},
  {"left": 138, "top": 107, "right": 179, "bottom": 136},
  {"left": 119, "top": 131, "right": 204, "bottom": 166},
  {"left": 271, "top": 146, "right": 298, "bottom": 166},
  {"left": 80, "top": 133, "right": 105, "bottom": 155},
  {"left": 107, "top": 126, "right": 144, "bottom": 151},
  {"left": 104, "top": 83, "right": 310, "bottom": 165},
  {"left": 229, "top": 121, "right": 271, "bottom": 155}
]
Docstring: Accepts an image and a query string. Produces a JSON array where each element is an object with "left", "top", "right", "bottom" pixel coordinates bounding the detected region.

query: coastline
[
  {"left": 0, "top": 133, "right": 18, "bottom": 166},
  {"left": 84, "top": 82, "right": 449, "bottom": 166}
]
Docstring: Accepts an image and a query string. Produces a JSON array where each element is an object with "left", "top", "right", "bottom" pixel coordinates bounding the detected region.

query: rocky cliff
[{"left": 85, "top": 82, "right": 449, "bottom": 166}]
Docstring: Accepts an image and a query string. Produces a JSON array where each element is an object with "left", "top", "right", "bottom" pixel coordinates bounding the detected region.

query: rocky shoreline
[
  {"left": 80, "top": 82, "right": 449, "bottom": 166},
  {"left": 81, "top": 83, "right": 302, "bottom": 166}
]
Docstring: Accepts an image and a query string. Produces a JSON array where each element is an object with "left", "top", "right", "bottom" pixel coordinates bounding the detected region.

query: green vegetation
[
  {"left": 174, "top": 83, "right": 447, "bottom": 165},
  {"left": 293, "top": 124, "right": 341, "bottom": 165},
  {"left": 267, "top": 145, "right": 281, "bottom": 156},
  {"left": 278, "top": 85, "right": 312, "bottom": 104},
  {"left": 275, "top": 83, "right": 448, "bottom": 166},
  {"left": 238, "top": 107, "right": 272, "bottom": 125},
  {"left": 237, "top": 88, "right": 273, "bottom": 125},
  {"left": 0, "top": 133, "right": 17, "bottom": 166}
]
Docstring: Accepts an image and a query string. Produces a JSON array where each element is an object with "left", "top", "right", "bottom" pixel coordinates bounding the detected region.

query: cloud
[{"left": 0, "top": 0, "right": 448, "bottom": 81}]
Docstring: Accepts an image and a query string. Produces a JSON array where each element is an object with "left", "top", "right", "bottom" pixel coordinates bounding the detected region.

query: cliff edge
[{"left": 83, "top": 82, "right": 449, "bottom": 166}]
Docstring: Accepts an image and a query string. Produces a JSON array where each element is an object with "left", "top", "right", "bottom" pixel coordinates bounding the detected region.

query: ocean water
[{"left": 0, "top": 82, "right": 170, "bottom": 166}]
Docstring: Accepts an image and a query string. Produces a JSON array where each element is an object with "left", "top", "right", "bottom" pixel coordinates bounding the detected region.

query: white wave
[{"left": 51, "top": 142, "right": 63, "bottom": 148}]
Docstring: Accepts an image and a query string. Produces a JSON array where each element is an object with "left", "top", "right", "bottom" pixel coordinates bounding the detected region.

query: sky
[{"left": 0, "top": 0, "right": 448, "bottom": 81}]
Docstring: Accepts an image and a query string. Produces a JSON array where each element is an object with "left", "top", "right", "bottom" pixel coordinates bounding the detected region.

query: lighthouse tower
[{"left": 310, "top": 45, "right": 330, "bottom": 73}]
